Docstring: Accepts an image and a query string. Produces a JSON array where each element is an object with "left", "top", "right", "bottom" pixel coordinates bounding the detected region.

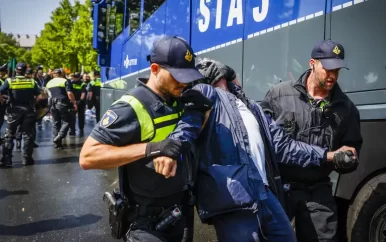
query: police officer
[
  {"left": 69, "top": 72, "right": 86, "bottom": 135},
  {"left": 79, "top": 36, "right": 210, "bottom": 242},
  {"left": 87, "top": 70, "right": 101, "bottom": 122},
  {"left": 46, "top": 69, "right": 77, "bottom": 148},
  {"left": 260, "top": 40, "right": 363, "bottom": 242},
  {"left": 0, "top": 63, "right": 42, "bottom": 166},
  {"left": 0, "top": 63, "right": 8, "bottom": 142},
  {"left": 15, "top": 68, "right": 40, "bottom": 149}
]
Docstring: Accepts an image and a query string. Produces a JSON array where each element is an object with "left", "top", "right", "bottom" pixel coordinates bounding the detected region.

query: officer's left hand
[
  {"left": 333, "top": 150, "right": 358, "bottom": 170},
  {"left": 180, "top": 89, "right": 212, "bottom": 112},
  {"left": 153, "top": 156, "right": 177, "bottom": 179}
]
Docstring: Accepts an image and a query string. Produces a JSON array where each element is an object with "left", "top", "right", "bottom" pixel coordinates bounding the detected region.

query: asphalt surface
[{"left": 0, "top": 116, "right": 217, "bottom": 242}]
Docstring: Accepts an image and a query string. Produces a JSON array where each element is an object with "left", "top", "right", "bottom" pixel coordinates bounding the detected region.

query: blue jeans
[{"left": 212, "top": 188, "right": 296, "bottom": 242}]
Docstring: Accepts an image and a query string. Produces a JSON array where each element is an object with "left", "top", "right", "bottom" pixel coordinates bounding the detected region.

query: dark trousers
[
  {"left": 285, "top": 181, "right": 338, "bottom": 242},
  {"left": 94, "top": 97, "right": 100, "bottom": 122},
  {"left": 69, "top": 104, "right": 85, "bottom": 132},
  {"left": 15, "top": 124, "right": 36, "bottom": 141},
  {"left": 212, "top": 188, "right": 296, "bottom": 242},
  {"left": 124, "top": 206, "right": 194, "bottom": 242},
  {"left": 51, "top": 101, "right": 71, "bottom": 139},
  {"left": 0, "top": 105, "right": 6, "bottom": 131},
  {"left": 3, "top": 105, "right": 36, "bottom": 159}
]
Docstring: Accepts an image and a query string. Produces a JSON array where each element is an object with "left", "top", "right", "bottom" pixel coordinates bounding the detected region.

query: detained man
[{"left": 152, "top": 58, "right": 357, "bottom": 242}]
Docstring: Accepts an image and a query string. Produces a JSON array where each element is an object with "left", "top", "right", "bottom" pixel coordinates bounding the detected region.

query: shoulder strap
[{"left": 128, "top": 86, "right": 163, "bottom": 115}]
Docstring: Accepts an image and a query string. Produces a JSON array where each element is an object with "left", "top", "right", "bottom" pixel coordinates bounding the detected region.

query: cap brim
[
  {"left": 320, "top": 58, "right": 349, "bottom": 70},
  {"left": 167, "top": 67, "right": 205, "bottom": 84}
]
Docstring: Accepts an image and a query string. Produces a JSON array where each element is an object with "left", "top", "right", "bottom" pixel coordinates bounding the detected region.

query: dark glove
[
  {"left": 77, "top": 99, "right": 85, "bottom": 106},
  {"left": 179, "top": 89, "right": 212, "bottom": 112},
  {"left": 87, "top": 100, "right": 94, "bottom": 109},
  {"left": 145, "top": 138, "right": 183, "bottom": 160},
  {"left": 333, "top": 150, "right": 358, "bottom": 171}
]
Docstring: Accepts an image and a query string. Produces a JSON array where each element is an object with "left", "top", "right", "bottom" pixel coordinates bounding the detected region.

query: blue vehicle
[{"left": 91, "top": 0, "right": 386, "bottom": 241}]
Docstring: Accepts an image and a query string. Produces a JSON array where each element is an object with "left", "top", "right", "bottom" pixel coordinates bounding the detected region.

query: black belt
[
  {"left": 133, "top": 204, "right": 166, "bottom": 218},
  {"left": 287, "top": 181, "right": 332, "bottom": 191}
]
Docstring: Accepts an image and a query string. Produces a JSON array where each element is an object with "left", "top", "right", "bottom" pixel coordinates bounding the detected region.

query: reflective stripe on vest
[
  {"left": 91, "top": 78, "right": 101, "bottom": 87},
  {"left": 8, "top": 77, "right": 35, "bottom": 90},
  {"left": 46, "top": 77, "right": 67, "bottom": 88},
  {"left": 73, "top": 83, "right": 85, "bottom": 90},
  {"left": 117, "top": 95, "right": 181, "bottom": 142}
]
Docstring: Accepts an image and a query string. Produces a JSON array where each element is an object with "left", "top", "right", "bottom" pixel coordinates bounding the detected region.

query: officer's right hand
[
  {"left": 145, "top": 138, "right": 183, "bottom": 160},
  {"left": 180, "top": 89, "right": 212, "bottom": 113},
  {"left": 153, "top": 156, "right": 177, "bottom": 178},
  {"left": 73, "top": 103, "right": 78, "bottom": 112}
]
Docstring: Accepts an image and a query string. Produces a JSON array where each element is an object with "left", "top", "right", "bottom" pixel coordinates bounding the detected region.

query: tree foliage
[
  {"left": 31, "top": 0, "right": 97, "bottom": 73},
  {"left": 0, "top": 32, "right": 27, "bottom": 66}
]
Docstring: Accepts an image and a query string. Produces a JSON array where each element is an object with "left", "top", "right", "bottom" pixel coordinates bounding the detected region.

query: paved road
[{"left": 0, "top": 117, "right": 216, "bottom": 242}]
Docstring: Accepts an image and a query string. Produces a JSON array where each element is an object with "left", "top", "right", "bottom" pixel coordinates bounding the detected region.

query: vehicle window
[
  {"left": 127, "top": 0, "right": 140, "bottom": 35},
  {"left": 143, "top": 0, "right": 165, "bottom": 23}
]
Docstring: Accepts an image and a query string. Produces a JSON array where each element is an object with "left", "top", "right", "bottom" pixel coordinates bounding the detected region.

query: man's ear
[
  {"left": 150, "top": 63, "right": 161, "bottom": 76},
  {"left": 309, "top": 59, "right": 316, "bottom": 70}
]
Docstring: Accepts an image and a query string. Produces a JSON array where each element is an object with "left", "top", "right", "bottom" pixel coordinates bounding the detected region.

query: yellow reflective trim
[
  {"left": 9, "top": 78, "right": 35, "bottom": 89},
  {"left": 151, "top": 124, "right": 177, "bottom": 142},
  {"left": 153, "top": 113, "right": 179, "bottom": 124},
  {"left": 119, "top": 95, "right": 154, "bottom": 142},
  {"left": 73, "top": 84, "right": 83, "bottom": 90},
  {"left": 46, "top": 77, "right": 66, "bottom": 88}
]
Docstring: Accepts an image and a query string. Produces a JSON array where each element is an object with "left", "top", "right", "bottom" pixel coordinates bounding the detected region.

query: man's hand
[
  {"left": 145, "top": 138, "right": 183, "bottom": 160},
  {"left": 180, "top": 89, "right": 212, "bottom": 112},
  {"left": 327, "top": 146, "right": 358, "bottom": 170},
  {"left": 327, "top": 146, "right": 357, "bottom": 161},
  {"left": 153, "top": 156, "right": 177, "bottom": 178}
]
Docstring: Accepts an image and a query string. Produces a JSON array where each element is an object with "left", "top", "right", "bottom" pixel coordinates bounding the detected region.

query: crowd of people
[{"left": 0, "top": 64, "right": 100, "bottom": 166}]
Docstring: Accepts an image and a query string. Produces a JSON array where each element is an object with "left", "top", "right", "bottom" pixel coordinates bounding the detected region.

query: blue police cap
[
  {"left": 26, "top": 68, "right": 33, "bottom": 74},
  {"left": 147, "top": 36, "right": 204, "bottom": 84},
  {"left": 53, "top": 69, "right": 62, "bottom": 74},
  {"left": 16, "top": 62, "right": 27, "bottom": 71},
  {"left": 0, "top": 63, "right": 7, "bottom": 72},
  {"left": 311, "top": 40, "right": 348, "bottom": 70}
]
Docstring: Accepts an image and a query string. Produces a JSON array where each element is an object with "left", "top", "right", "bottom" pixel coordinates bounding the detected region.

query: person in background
[
  {"left": 0, "top": 63, "right": 42, "bottom": 166},
  {"left": 260, "top": 40, "right": 363, "bottom": 242},
  {"left": 87, "top": 70, "right": 101, "bottom": 123},
  {"left": 69, "top": 72, "right": 86, "bottom": 136}
]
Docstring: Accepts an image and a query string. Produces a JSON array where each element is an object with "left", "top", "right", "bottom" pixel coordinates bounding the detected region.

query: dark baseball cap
[
  {"left": 311, "top": 40, "right": 348, "bottom": 70},
  {"left": 53, "top": 69, "right": 62, "bottom": 74},
  {"left": 196, "top": 58, "right": 235, "bottom": 85},
  {"left": 16, "top": 62, "right": 27, "bottom": 71},
  {"left": 25, "top": 68, "right": 33, "bottom": 74},
  {"left": 147, "top": 36, "right": 204, "bottom": 84},
  {"left": 0, "top": 63, "right": 7, "bottom": 72},
  {"left": 74, "top": 72, "right": 81, "bottom": 78}
]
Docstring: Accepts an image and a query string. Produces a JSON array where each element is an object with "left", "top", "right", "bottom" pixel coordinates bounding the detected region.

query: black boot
[
  {"left": 1, "top": 155, "right": 12, "bottom": 167},
  {"left": 16, "top": 140, "right": 21, "bottom": 149},
  {"left": 53, "top": 136, "right": 63, "bottom": 149},
  {"left": 22, "top": 156, "right": 34, "bottom": 166}
]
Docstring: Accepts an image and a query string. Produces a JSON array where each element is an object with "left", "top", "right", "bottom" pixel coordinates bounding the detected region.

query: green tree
[
  {"left": 70, "top": 0, "right": 98, "bottom": 72},
  {"left": 0, "top": 33, "right": 18, "bottom": 47},
  {"left": 32, "top": 0, "right": 97, "bottom": 73}
]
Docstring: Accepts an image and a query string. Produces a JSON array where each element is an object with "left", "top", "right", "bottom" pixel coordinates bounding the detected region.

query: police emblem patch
[{"left": 100, "top": 110, "right": 118, "bottom": 128}]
